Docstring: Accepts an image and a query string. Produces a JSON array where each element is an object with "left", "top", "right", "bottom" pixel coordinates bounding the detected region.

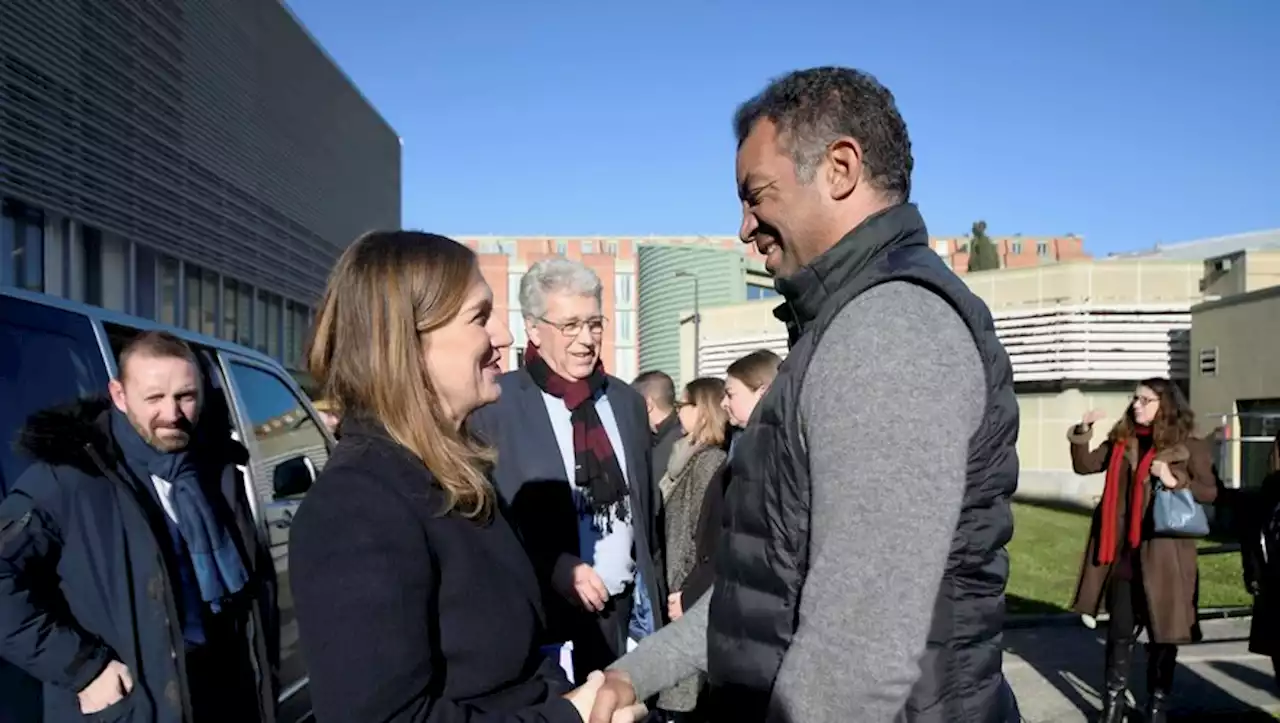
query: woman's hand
[
  {"left": 1151, "top": 460, "right": 1179, "bottom": 488},
  {"left": 1081, "top": 409, "right": 1106, "bottom": 428},
  {"left": 667, "top": 591, "right": 683, "bottom": 621},
  {"left": 565, "top": 671, "right": 605, "bottom": 721}
]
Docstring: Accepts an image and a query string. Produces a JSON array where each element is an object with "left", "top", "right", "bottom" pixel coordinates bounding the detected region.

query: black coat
[
  {"left": 288, "top": 418, "right": 579, "bottom": 723},
  {"left": 1241, "top": 472, "right": 1280, "bottom": 657},
  {"left": 0, "top": 399, "right": 275, "bottom": 723}
]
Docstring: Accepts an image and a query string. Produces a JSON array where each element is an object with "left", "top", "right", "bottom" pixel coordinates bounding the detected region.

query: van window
[
  {"left": 225, "top": 362, "right": 328, "bottom": 500},
  {"left": 0, "top": 309, "right": 108, "bottom": 495}
]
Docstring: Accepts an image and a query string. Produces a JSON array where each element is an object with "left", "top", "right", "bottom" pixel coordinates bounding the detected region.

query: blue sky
[{"left": 288, "top": 0, "right": 1280, "bottom": 256}]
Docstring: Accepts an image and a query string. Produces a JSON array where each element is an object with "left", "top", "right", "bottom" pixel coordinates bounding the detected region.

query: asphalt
[{"left": 1005, "top": 616, "right": 1280, "bottom": 721}]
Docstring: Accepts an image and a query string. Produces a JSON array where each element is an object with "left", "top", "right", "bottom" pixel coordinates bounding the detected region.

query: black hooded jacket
[{"left": 0, "top": 399, "right": 276, "bottom": 723}]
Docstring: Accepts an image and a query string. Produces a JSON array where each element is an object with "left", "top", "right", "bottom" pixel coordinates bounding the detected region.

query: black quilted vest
[{"left": 705, "top": 204, "right": 1021, "bottom": 722}]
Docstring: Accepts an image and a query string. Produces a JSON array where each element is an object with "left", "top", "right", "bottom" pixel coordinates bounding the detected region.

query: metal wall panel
[{"left": 0, "top": 0, "right": 401, "bottom": 303}]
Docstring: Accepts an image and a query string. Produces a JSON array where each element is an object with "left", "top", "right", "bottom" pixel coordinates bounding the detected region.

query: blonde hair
[
  {"left": 684, "top": 377, "right": 728, "bottom": 448},
  {"left": 307, "top": 231, "right": 496, "bottom": 519}
]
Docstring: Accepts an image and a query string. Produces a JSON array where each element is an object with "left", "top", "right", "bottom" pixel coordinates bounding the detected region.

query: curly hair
[
  {"left": 1109, "top": 377, "right": 1196, "bottom": 450},
  {"left": 733, "top": 66, "right": 913, "bottom": 202}
]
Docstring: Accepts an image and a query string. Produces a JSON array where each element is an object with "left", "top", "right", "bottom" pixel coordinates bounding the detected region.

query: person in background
[
  {"left": 469, "top": 257, "right": 664, "bottom": 678},
  {"left": 1068, "top": 378, "right": 1217, "bottom": 723},
  {"left": 633, "top": 370, "right": 684, "bottom": 502},
  {"left": 719, "top": 350, "right": 781, "bottom": 461},
  {"left": 591, "top": 66, "right": 1026, "bottom": 723},
  {"left": 656, "top": 378, "right": 728, "bottom": 721},
  {"left": 1241, "top": 431, "right": 1280, "bottom": 689},
  {"left": 0, "top": 331, "right": 275, "bottom": 723},
  {"left": 288, "top": 232, "right": 637, "bottom": 723},
  {"left": 312, "top": 398, "right": 341, "bottom": 435}
]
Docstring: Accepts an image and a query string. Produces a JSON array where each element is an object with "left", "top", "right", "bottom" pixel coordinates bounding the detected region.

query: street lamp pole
[{"left": 675, "top": 271, "right": 700, "bottom": 377}]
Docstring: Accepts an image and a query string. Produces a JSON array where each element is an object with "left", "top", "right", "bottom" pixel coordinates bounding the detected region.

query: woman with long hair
[
  {"left": 655, "top": 378, "right": 728, "bottom": 721},
  {"left": 1068, "top": 378, "right": 1217, "bottom": 723},
  {"left": 287, "top": 231, "right": 637, "bottom": 723}
]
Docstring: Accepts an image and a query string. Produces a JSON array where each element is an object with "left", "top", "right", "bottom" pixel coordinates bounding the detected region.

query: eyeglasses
[
  {"left": 1132, "top": 395, "right": 1160, "bottom": 407},
  {"left": 538, "top": 316, "right": 608, "bottom": 338}
]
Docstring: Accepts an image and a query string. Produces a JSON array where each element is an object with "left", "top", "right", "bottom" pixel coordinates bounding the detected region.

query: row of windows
[
  {"left": 746, "top": 283, "right": 780, "bottom": 301},
  {"left": 1, "top": 197, "right": 315, "bottom": 370}
]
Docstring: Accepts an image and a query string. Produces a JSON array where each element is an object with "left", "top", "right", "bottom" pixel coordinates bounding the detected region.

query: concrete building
[
  {"left": 0, "top": 0, "right": 400, "bottom": 371},
  {"left": 679, "top": 258, "right": 1206, "bottom": 507},
  {"left": 459, "top": 236, "right": 640, "bottom": 381}
]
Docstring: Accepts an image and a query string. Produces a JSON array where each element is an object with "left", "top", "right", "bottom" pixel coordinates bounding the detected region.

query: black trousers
[
  {"left": 1107, "top": 560, "right": 1177, "bottom": 695},
  {"left": 186, "top": 629, "right": 261, "bottom": 723},
  {"left": 571, "top": 585, "right": 634, "bottom": 677}
]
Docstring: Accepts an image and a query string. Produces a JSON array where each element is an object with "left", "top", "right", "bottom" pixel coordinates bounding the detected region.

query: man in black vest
[{"left": 590, "top": 67, "right": 1021, "bottom": 723}]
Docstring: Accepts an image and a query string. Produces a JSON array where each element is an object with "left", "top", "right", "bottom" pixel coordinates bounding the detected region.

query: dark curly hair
[
  {"left": 1109, "top": 377, "right": 1196, "bottom": 450},
  {"left": 733, "top": 66, "right": 913, "bottom": 203}
]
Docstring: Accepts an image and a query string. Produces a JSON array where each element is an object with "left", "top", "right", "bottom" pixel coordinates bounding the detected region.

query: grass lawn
[{"left": 1006, "top": 502, "right": 1254, "bottom": 615}]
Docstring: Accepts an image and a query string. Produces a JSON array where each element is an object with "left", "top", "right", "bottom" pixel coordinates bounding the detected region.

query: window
[
  {"left": 236, "top": 283, "right": 254, "bottom": 349},
  {"left": 201, "top": 268, "right": 217, "bottom": 337},
  {"left": 254, "top": 291, "right": 268, "bottom": 353},
  {"left": 508, "top": 272, "right": 523, "bottom": 311},
  {"left": 555, "top": 240, "right": 567, "bottom": 256},
  {"left": 615, "top": 272, "right": 633, "bottom": 305},
  {"left": 282, "top": 302, "right": 296, "bottom": 368},
  {"left": 267, "top": 294, "right": 283, "bottom": 359},
  {"left": 511, "top": 348, "right": 525, "bottom": 370},
  {"left": 0, "top": 302, "right": 109, "bottom": 493},
  {"left": 613, "top": 352, "right": 636, "bottom": 384},
  {"left": 509, "top": 310, "right": 526, "bottom": 347},
  {"left": 135, "top": 245, "right": 158, "bottom": 320},
  {"left": 1011, "top": 241, "right": 1023, "bottom": 255},
  {"left": 935, "top": 239, "right": 950, "bottom": 256},
  {"left": 746, "top": 284, "right": 779, "bottom": 301},
  {"left": 80, "top": 226, "right": 103, "bottom": 306},
  {"left": 1037, "top": 241, "right": 1050, "bottom": 258},
  {"left": 604, "top": 242, "right": 618, "bottom": 256},
  {"left": 616, "top": 311, "right": 633, "bottom": 344},
  {"left": 225, "top": 362, "right": 329, "bottom": 501},
  {"left": 222, "top": 278, "right": 240, "bottom": 342},
  {"left": 2, "top": 199, "right": 45, "bottom": 292},
  {"left": 284, "top": 301, "right": 310, "bottom": 369},
  {"left": 158, "top": 256, "right": 179, "bottom": 326}
]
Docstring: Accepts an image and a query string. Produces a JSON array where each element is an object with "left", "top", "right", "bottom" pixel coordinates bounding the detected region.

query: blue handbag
[{"left": 1151, "top": 483, "right": 1210, "bottom": 538}]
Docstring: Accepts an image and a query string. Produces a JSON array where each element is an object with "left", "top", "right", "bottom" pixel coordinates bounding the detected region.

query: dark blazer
[
  {"left": 288, "top": 418, "right": 579, "bottom": 723},
  {"left": 1241, "top": 472, "right": 1280, "bottom": 657},
  {"left": 468, "top": 369, "right": 666, "bottom": 643},
  {"left": 0, "top": 399, "right": 275, "bottom": 723}
]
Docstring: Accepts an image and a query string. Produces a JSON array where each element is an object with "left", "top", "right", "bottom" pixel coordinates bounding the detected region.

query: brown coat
[{"left": 1067, "top": 424, "right": 1218, "bottom": 644}]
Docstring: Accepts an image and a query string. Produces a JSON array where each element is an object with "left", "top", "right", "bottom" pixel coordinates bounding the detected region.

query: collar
[
  {"left": 773, "top": 203, "right": 929, "bottom": 338},
  {"left": 653, "top": 413, "right": 682, "bottom": 445}
]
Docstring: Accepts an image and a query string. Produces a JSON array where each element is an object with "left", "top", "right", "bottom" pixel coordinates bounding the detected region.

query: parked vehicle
[{"left": 0, "top": 287, "right": 331, "bottom": 722}]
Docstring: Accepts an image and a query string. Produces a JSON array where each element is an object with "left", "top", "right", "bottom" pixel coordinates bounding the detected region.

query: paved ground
[{"left": 1005, "top": 617, "right": 1280, "bottom": 721}]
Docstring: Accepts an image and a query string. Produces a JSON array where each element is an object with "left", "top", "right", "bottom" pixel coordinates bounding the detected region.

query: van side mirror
[{"left": 273, "top": 455, "right": 316, "bottom": 499}]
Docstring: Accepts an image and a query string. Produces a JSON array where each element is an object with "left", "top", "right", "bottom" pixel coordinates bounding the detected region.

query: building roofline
[
  {"left": 277, "top": 0, "right": 399, "bottom": 139},
  {"left": 1192, "top": 282, "right": 1280, "bottom": 314}
]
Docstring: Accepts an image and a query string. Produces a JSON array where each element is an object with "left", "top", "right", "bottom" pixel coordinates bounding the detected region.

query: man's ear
[{"left": 108, "top": 378, "right": 128, "bottom": 413}]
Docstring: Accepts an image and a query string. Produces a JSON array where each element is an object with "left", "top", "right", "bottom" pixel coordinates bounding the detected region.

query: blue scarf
[{"left": 111, "top": 410, "right": 249, "bottom": 613}]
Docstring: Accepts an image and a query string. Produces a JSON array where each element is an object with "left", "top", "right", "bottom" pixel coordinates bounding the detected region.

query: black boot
[
  {"left": 1099, "top": 634, "right": 1134, "bottom": 723},
  {"left": 1145, "top": 644, "right": 1177, "bottom": 723}
]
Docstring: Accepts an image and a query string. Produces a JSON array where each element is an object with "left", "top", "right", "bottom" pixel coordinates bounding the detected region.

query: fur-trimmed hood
[{"left": 15, "top": 397, "right": 249, "bottom": 474}]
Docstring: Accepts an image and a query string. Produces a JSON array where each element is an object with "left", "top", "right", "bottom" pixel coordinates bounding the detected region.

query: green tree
[{"left": 966, "top": 220, "right": 1001, "bottom": 272}]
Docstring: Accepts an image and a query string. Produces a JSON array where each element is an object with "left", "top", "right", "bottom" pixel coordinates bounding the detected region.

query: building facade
[
  {"left": 460, "top": 237, "right": 639, "bottom": 382},
  {"left": 0, "top": 0, "right": 401, "bottom": 371}
]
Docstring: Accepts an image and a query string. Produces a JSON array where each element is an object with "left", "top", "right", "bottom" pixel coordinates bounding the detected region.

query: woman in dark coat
[
  {"left": 1241, "top": 432, "right": 1280, "bottom": 687},
  {"left": 1068, "top": 377, "right": 1217, "bottom": 723},
  {"left": 287, "top": 232, "right": 640, "bottom": 723}
]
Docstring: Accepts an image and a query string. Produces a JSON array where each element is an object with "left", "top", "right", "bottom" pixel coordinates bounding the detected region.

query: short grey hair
[{"left": 519, "top": 257, "right": 603, "bottom": 320}]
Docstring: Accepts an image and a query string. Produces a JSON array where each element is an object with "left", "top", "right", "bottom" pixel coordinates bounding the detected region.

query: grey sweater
[{"left": 611, "top": 281, "right": 986, "bottom": 722}]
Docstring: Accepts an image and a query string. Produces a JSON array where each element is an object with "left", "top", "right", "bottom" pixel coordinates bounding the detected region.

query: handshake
[{"left": 564, "top": 669, "right": 645, "bottom": 723}]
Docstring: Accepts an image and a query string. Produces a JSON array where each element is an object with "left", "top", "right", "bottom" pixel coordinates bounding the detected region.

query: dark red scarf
[
  {"left": 523, "top": 343, "right": 630, "bottom": 525},
  {"left": 1097, "top": 426, "right": 1156, "bottom": 565}
]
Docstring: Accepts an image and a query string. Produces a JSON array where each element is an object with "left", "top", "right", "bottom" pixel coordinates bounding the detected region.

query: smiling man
[
  {"left": 0, "top": 331, "right": 273, "bottom": 723},
  {"left": 591, "top": 67, "right": 1022, "bottom": 723},
  {"left": 469, "top": 258, "right": 665, "bottom": 680}
]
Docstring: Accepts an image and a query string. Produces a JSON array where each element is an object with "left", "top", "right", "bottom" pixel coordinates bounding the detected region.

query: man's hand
[
  {"left": 667, "top": 591, "right": 683, "bottom": 621},
  {"left": 570, "top": 563, "right": 610, "bottom": 612},
  {"left": 564, "top": 670, "right": 605, "bottom": 722},
  {"left": 78, "top": 660, "right": 133, "bottom": 714},
  {"left": 588, "top": 669, "right": 638, "bottom": 723}
]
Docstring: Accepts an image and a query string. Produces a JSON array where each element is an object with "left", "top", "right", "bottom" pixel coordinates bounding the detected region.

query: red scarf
[{"left": 1097, "top": 426, "right": 1155, "bottom": 565}]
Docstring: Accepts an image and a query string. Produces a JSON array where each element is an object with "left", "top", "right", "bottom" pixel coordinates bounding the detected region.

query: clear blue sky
[{"left": 288, "top": 0, "right": 1279, "bottom": 256}]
